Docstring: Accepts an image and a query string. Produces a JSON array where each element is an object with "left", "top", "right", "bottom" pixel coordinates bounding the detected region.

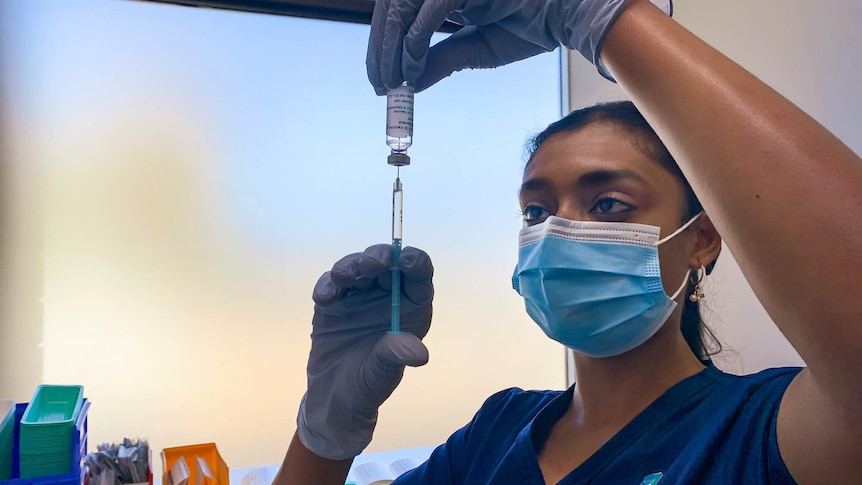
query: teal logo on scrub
[{"left": 640, "top": 472, "right": 663, "bottom": 484}]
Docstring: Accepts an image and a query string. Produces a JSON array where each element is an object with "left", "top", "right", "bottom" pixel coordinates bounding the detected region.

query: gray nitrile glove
[
  {"left": 366, "top": 0, "right": 672, "bottom": 94},
  {"left": 296, "top": 244, "right": 433, "bottom": 460}
]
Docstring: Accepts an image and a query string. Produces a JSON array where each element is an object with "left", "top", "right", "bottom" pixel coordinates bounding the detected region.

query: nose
[{"left": 553, "top": 199, "right": 588, "bottom": 222}]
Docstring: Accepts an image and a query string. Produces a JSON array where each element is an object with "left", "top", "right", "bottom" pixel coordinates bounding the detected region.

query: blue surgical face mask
[{"left": 512, "top": 214, "right": 702, "bottom": 358}]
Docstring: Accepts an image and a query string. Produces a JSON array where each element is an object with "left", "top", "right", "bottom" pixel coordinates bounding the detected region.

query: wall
[
  {"left": 566, "top": 0, "right": 861, "bottom": 377},
  {"left": 0, "top": 1, "right": 45, "bottom": 407},
  {"left": 0, "top": 0, "right": 566, "bottom": 468}
]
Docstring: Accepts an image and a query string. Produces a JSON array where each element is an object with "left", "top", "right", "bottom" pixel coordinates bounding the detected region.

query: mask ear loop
[
  {"left": 657, "top": 212, "right": 703, "bottom": 246},
  {"left": 670, "top": 270, "right": 690, "bottom": 300},
  {"left": 662, "top": 212, "right": 705, "bottom": 300}
]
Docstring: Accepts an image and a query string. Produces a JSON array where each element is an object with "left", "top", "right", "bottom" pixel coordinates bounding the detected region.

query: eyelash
[
  {"left": 521, "top": 205, "right": 549, "bottom": 224},
  {"left": 520, "top": 197, "right": 635, "bottom": 224},
  {"left": 590, "top": 197, "right": 635, "bottom": 215}
]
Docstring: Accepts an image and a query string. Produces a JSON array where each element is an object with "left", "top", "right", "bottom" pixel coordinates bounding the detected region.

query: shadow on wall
[{"left": 39, "top": 108, "right": 313, "bottom": 466}]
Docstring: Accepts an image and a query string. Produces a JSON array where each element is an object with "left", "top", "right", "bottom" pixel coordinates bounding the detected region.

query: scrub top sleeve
[
  {"left": 392, "top": 388, "right": 524, "bottom": 484},
  {"left": 762, "top": 372, "right": 802, "bottom": 484}
]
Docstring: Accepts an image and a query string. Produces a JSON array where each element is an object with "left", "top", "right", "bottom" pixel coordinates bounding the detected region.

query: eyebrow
[
  {"left": 519, "top": 177, "right": 549, "bottom": 195},
  {"left": 520, "top": 169, "right": 651, "bottom": 196},
  {"left": 578, "top": 168, "right": 650, "bottom": 188}
]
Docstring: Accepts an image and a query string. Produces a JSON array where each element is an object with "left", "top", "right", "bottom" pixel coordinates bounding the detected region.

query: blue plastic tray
[{"left": 0, "top": 401, "right": 89, "bottom": 485}]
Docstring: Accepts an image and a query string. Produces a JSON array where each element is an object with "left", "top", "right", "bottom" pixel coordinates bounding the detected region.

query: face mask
[{"left": 512, "top": 213, "right": 702, "bottom": 358}]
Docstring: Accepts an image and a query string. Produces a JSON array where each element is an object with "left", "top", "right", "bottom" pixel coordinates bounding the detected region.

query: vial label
[{"left": 386, "top": 85, "right": 414, "bottom": 138}]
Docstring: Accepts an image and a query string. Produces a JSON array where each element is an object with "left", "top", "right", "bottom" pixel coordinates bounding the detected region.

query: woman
[{"left": 278, "top": 0, "right": 862, "bottom": 483}]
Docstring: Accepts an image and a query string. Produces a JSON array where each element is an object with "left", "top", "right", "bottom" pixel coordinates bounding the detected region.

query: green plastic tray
[
  {"left": 0, "top": 401, "right": 13, "bottom": 447},
  {"left": 0, "top": 401, "right": 13, "bottom": 431},
  {"left": 0, "top": 400, "right": 15, "bottom": 481},
  {"left": 20, "top": 386, "right": 83, "bottom": 426},
  {"left": 20, "top": 462, "right": 73, "bottom": 479}
]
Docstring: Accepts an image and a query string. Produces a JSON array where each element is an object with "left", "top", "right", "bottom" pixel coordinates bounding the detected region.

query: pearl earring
[{"left": 689, "top": 265, "right": 706, "bottom": 302}]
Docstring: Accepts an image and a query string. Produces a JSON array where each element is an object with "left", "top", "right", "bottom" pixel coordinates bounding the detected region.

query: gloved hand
[
  {"left": 367, "top": 0, "right": 672, "bottom": 94},
  {"left": 296, "top": 244, "right": 434, "bottom": 460}
]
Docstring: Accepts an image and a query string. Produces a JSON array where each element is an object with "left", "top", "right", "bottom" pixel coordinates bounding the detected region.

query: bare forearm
[
  {"left": 600, "top": 0, "right": 862, "bottom": 389},
  {"left": 274, "top": 432, "right": 353, "bottom": 485}
]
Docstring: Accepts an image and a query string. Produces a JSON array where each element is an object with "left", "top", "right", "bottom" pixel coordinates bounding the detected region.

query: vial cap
[{"left": 388, "top": 152, "right": 411, "bottom": 166}]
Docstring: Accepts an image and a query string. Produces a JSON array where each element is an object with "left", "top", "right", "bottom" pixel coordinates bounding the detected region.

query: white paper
[
  {"left": 388, "top": 458, "right": 419, "bottom": 476},
  {"left": 241, "top": 467, "right": 276, "bottom": 485},
  {"left": 349, "top": 462, "right": 394, "bottom": 485},
  {"left": 168, "top": 457, "right": 190, "bottom": 485},
  {"left": 195, "top": 455, "right": 216, "bottom": 485}
]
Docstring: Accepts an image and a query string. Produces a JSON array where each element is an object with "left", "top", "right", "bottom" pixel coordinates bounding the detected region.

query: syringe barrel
[
  {"left": 392, "top": 178, "right": 403, "bottom": 240},
  {"left": 391, "top": 177, "right": 403, "bottom": 334}
]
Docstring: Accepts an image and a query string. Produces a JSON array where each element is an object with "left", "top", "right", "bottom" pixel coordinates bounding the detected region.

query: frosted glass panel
[{"left": 0, "top": 0, "right": 564, "bottom": 467}]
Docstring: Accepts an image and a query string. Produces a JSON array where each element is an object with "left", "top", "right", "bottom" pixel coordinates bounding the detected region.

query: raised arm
[
  {"left": 600, "top": 2, "right": 862, "bottom": 482},
  {"left": 274, "top": 433, "right": 353, "bottom": 485}
]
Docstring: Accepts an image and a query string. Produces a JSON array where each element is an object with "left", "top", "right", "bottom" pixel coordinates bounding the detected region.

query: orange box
[{"left": 161, "top": 443, "right": 229, "bottom": 485}]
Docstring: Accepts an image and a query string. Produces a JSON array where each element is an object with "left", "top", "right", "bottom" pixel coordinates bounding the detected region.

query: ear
[{"left": 689, "top": 214, "right": 722, "bottom": 274}]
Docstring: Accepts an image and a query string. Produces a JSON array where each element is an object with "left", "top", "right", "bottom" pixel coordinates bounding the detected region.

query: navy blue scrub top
[{"left": 393, "top": 364, "right": 802, "bottom": 484}]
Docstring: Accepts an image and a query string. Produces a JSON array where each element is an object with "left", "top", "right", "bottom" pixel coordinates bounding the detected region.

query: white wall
[
  {"left": 566, "top": 0, "right": 861, "bottom": 378},
  {"left": 0, "top": 0, "right": 565, "bottom": 469}
]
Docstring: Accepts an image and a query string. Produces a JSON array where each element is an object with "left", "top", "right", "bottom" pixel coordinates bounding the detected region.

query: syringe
[
  {"left": 386, "top": 82, "right": 413, "bottom": 335},
  {"left": 390, "top": 172, "right": 403, "bottom": 334}
]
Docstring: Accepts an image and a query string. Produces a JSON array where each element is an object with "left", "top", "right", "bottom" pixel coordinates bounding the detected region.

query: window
[{"left": 0, "top": 0, "right": 564, "bottom": 467}]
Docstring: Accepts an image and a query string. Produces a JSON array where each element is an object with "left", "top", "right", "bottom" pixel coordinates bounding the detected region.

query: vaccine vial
[{"left": 386, "top": 82, "right": 414, "bottom": 153}]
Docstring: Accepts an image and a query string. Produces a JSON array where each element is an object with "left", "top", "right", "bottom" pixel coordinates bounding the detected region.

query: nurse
[{"left": 277, "top": 0, "right": 862, "bottom": 483}]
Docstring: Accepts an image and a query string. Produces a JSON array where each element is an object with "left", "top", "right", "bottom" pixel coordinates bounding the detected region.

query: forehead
[{"left": 523, "top": 123, "right": 680, "bottom": 193}]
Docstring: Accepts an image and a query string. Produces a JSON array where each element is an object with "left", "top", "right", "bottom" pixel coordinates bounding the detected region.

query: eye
[
  {"left": 521, "top": 204, "right": 551, "bottom": 225},
  {"left": 589, "top": 197, "right": 634, "bottom": 215}
]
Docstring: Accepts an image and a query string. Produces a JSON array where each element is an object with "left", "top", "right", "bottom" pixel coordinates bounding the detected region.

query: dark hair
[{"left": 526, "top": 100, "right": 721, "bottom": 360}]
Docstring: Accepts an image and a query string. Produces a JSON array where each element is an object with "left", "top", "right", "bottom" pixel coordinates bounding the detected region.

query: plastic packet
[{"left": 86, "top": 438, "right": 150, "bottom": 485}]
